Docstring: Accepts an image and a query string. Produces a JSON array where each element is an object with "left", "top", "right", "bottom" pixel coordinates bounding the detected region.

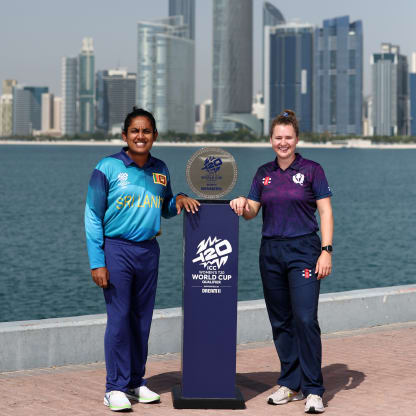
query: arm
[
  {"left": 85, "top": 168, "right": 109, "bottom": 288},
  {"left": 315, "top": 197, "right": 333, "bottom": 279},
  {"left": 229, "top": 197, "right": 261, "bottom": 220}
]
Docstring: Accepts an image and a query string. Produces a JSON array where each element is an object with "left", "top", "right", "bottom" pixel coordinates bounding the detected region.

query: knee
[{"left": 295, "top": 313, "right": 318, "bottom": 330}]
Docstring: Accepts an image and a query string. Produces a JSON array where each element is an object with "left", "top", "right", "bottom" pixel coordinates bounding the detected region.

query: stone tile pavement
[{"left": 1, "top": 322, "right": 415, "bottom": 416}]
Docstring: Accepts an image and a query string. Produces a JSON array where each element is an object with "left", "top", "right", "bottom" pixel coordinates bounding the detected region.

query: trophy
[{"left": 172, "top": 147, "right": 245, "bottom": 409}]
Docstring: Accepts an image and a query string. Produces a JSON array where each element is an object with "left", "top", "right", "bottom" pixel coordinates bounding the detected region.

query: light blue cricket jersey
[{"left": 85, "top": 148, "right": 179, "bottom": 269}]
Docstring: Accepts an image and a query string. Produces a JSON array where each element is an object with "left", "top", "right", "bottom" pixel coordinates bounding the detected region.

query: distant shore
[{"left": 1, "top": 139, "right": 416, "bottom": 149}]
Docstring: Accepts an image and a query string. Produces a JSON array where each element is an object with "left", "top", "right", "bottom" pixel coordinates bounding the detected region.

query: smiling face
[
  {"left": 270, "top": 124, "right": 299, "bottom": 163},
  {"left": 122, "top": 116, "right": 158, "bottom": 157}
]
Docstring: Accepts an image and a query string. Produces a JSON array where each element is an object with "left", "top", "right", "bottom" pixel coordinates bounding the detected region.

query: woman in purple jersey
[{"left": 230, "top": 110, "right": 333, "bottom": 414}]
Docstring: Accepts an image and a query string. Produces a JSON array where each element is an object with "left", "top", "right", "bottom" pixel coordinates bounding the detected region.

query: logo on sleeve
[
  {"left": 262, "top": 176, "right": 272, "bottom": 185},
  {"left": 293, "top": 173, "right": 304, "bottom": 186},
  {"left": 153, "top": 173, "right": 167, "bottom": 186},
  {"left": 302, "top": 269, "right": 312, "bottom": 279}
]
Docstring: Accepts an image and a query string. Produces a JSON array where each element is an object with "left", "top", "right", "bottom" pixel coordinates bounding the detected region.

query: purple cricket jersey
[{"left": 247, "top": 153, "right": 332, "bottom": 238}]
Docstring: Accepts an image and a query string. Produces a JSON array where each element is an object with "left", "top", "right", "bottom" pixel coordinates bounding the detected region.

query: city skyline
[{"left": 1, "top": 0, "right": 415, "bottom": 103}]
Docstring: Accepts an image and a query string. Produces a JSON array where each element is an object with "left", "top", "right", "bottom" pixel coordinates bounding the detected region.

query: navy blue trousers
[
  {"left": 259, "top": 233, "right": 324, "bottom": 397},
  {"left": 103, "top": 237, "right": 159, "bottom": 393}
]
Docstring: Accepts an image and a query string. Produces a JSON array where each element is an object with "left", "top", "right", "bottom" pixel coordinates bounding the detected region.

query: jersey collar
[
  {"left": 274, "top": 153, "right": 302, "bottom": 171},
  {"left": 115, "top": 147, "right": 155, "bottom": 168}
]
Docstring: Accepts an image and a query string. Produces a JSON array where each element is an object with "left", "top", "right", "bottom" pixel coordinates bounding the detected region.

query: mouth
[
  {"left": 132, "top": 141, "right": 147, "bottom": 148},
  {"left": 278, "top": 146, "right": 290, "bottom": 152}
]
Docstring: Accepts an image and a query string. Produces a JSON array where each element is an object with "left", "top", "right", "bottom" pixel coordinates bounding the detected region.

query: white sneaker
[
  {"left": 305, "top": 394, "right": 325, "bottom": 413},
  {"left": 126, "top": 385, "right": 160, "bottom": 403},
  {"left": 267, "top": 385, "right": 304, "bottom": 405},
  {"left": 103, "top": 391, "right": 132, "bottom": 411}
]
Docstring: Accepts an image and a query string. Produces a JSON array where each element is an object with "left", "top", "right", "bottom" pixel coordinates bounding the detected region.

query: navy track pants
[
  {"left": 103, "top": 237, "right": 159, "bottom": 393},
  {"left": 259, "top": 232, "right": 324, "bottom": 397}
]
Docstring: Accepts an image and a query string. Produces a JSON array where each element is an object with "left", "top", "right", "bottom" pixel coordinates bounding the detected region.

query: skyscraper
[
  {"left": 41, "top": 93, "right": 54, "bottom": 132},
  {"left": 103, "top": 69, "right": 137, "bottom": 134},
  {"left": 169, "top": 0, "right": 195, "bottom": 39},
  {"left": 61, "top": 56, "right": 78, "bottom": 136},
  {"left": 313, "top": 16, "right": 363, "bottom": 135},
  {"left": 12, "top": 85, "right": 48, "bottom": 135},
  {"left": 95, "top": 70, "right": 109, "bottom": 132},
  {"left": 211, "top": 0, "right": 253, "bottom": 133},
  {"left": 137, "top": 16, "right": 195, "bottom": 134},
  {"left": 262, "top": 2, "right": 285, "bottom": 96},
  {"left": 78, "top": 37, "right": 95, "bottom": 133},
  {"left": 410, "top": 52, "right": 416, "bottom": 136},
  {"left": 264, "top": 22, "right": 314, "bottom": 135},
  {"left": 0, "top": 79, "right": 17, "bottom": 137},
  {"left": 371, "top": 43, "right": 408, "bottom": 136}
]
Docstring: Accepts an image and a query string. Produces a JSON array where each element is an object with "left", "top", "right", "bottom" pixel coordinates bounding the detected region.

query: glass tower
[
  {"left": 212, "top": 0, "right": 253, "bottom": 133},
  {"left": 137, "top": 16, "right": 195, "bottom": 134},
  {"left": 78, "top": 37, "right": 95, "bottom": 134},
  {"left": 61, "top": 56, "right": 78, "bottom": 136},
  {"left": 409, "top": 53, "right": 416, "bottom": 136},
  {"left": 169, "top": 0, "right": 195, "bottom": 39},
  {"left": 264, "top": 22, "right": 313, "bottom": 134},
  {"left": 262, "top": 2, "right": 285, "bottom": 96},
  {"left": 371, "top": 43, "right": 408, "bottom": 136},
  {"left": 313, "top": 16, "right": 363, "bottom": 135}
]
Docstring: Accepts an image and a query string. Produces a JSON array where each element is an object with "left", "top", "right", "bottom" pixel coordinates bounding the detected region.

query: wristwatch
[{"left": 322, "top": 245, "right": 333, "bottom": 253}]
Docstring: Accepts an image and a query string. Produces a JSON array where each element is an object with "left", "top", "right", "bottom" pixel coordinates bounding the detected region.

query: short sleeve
[
  {"left": 312, "top": 165, "right": 332, "bottom": 200},
  {"left": 247, "top": 170, "right": 262, "bottom": 202}
]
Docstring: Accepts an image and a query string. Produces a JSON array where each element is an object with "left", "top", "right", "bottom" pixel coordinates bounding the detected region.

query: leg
[
  {"left": 103, "top": 241, "right": 135, "bottom": 393},
  {"left": 259, "top": 239, "right": 301, "bottom": 391},
  {"left": 286, "top": 234, "right": 324, "bottom": 397},
  {"left": 129, "top": 240, "right": 160, "bottom": 389}
]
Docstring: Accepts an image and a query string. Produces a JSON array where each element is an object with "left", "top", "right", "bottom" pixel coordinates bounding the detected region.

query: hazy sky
[{"left": 1, "top": 0, "right": 415, "bottom": 103}]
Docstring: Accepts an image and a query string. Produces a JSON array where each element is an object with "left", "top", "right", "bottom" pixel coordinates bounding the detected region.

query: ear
[
  {"left": 153, "top": 131, "right": 158, "bottom": 142},
  {"left": 121, "top": 131, "right": 127, "bottom": 143}
]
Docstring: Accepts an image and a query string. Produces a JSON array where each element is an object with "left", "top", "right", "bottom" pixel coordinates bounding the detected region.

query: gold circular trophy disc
[{"left": 186, "top": 147, "right": 238, "bottom": 199}]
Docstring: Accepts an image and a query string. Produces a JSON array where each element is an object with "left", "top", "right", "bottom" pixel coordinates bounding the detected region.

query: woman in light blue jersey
[{"left": 85, "top": 107, "right": 199, "bottom": 411}]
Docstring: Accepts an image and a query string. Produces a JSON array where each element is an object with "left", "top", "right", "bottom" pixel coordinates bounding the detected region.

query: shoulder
[
  {"left": 255, "top": 160, "right": 276, "bottom": 176},
  {"left": 95, "top": 154, "right": 125, "bottom": 176},
  {"left": 296, "top": 156, "right": 325, "bottom": 175},
  {"left": 150, "top": 156, "right": 170, "bottom": 173}
]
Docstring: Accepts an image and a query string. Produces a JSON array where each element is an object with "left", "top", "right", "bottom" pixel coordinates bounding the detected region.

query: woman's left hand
[
  {"left": 315, "top": 251, "right": 332, "bottom": 279},
  {"left": 176, "top": 195, "right": 200, "bottom": 214}
]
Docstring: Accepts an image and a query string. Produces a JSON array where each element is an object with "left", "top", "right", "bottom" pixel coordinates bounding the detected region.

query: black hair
[
  {"left": 269, "top": 109, "right": 299, "bottom": 137},
  {"left": 123, "top": 107, "right": 157, "bottom": 133}
]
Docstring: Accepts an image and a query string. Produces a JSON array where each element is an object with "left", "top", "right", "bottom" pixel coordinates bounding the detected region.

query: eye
[{"left": 143, "top": 129, "right": 152, "bottom": 134}]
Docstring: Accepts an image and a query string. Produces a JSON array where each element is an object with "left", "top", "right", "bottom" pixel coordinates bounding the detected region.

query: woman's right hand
[
  {"left": 230, "top": 196, "right": 250, "bottom": 216},
  {"left": 91, "top": 267, "right": 109, "bottom": 288}
]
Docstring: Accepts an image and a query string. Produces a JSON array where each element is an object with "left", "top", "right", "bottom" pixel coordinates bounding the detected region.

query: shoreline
[{"left": 1, "top": 139, "right": 416, "bottom": 149}]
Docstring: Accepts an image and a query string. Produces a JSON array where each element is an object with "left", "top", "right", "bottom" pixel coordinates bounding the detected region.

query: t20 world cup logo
[{"left": 192, "top": 236, "right": 232, "bottom": 269}]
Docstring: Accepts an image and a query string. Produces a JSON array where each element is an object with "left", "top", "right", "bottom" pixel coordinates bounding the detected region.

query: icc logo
[
  {"left": 192, "top": 236, "right": 232, "bottom": 269},
  {"left": 201, "top": 156, "right": 223, "bottom": 174},
  {"left": 117, "top": 172, "right": 129, "bottom": 187}
]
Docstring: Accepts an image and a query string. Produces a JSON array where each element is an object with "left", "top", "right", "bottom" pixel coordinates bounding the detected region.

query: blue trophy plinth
[{"left": 171, "top": 200, "right": 245, "bottom": 409}]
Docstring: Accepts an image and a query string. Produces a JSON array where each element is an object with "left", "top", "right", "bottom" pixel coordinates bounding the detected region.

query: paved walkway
[{"left": 1, "top": 322, "right": 415, "bottom": 416}]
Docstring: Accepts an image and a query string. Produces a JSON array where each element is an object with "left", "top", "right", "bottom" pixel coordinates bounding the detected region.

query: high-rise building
[
  {"left": 371, "top": 43, "right": 408, "bottom": 136},
  {"left": 78, "top": 37, "right": 95, "bottom": 133},
  {"left": 41, "top": 93, "right": 54, "bottom": 132},
  {"left": 12, "top": 85, "right": 48, "bottom": 135},
  {"left": 264, "top": 22, "right": 314, "bottom": 135},
  {"left": 54, "top": 97, "right": 62, "bottom": 134},
  {"left": 137, "top": 16, "right": 195, "bottom": 134},
  {"left": 0, "top": 79, "right": 17, "bottom": 137},
  {"left": 314, "top": 16, "right": 363, "bottom": 135},
  {"left": 211, "top": 0, "right": 253, "bottom": 133},
  {"left": 95, "top": 70, "right": 109, "bottom": 132},
  {"left": 195, "top": 99, "right": 212, "bottom": 133},
  {"left": 169, "top": 0, "right": 195, "bottom": 39},
  {"left": 262, "top": 2, "right": 285, "bottom": 95},
  {"left": 103, "top": 69, "right": 136, "bottom": 134},
  {"left": 410, "top": 52, "right": 416, "bottom": 136},
  {"left": 61, "top": 56, "right": 78, "bottom": 136}
]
